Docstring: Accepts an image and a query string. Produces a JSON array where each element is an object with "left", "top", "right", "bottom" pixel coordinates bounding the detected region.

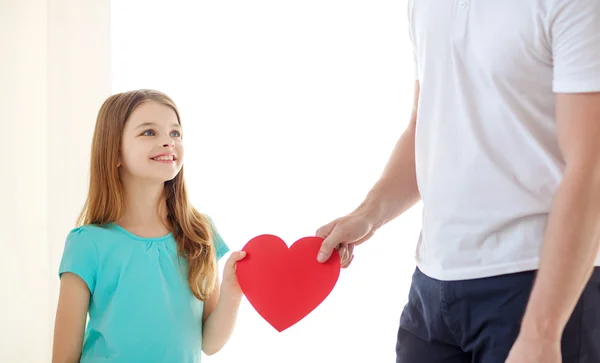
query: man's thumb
[{"left": 317, "top": 227, "right": 342, "bottom": 263}]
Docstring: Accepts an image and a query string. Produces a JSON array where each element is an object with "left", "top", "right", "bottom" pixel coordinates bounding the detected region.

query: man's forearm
[
  {"left": 520, "top": 171, "right": 600, "bottom": 339},
  {"left": 355, "top": 121, "right": 420, "bottom": 228}
]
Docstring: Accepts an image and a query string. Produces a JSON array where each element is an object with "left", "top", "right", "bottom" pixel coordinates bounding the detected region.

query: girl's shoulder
[
  {"left": 68, "top": 223, "right": 112, "bottom": 236},
  {"left": 200, "top": 214, "right": 230, "bottom": 260},
  {"left": 69, "top": 223, "right": 107, "bottom": 233},
  {"left": 65, "top": 223, "right": 119, "bottom": 246}
]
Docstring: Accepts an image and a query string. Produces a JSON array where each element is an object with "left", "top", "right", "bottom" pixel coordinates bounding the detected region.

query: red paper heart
[{"left": 236, "top": 234, "right": 341, "bottom": 332}]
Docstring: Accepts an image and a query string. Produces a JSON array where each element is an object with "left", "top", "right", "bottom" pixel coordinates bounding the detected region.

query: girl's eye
[
  {"left": 142, "top": 130, "right": 155, "bottom": 136},
  {"left": 170, "top": 130, "right": 181, "bottom": 138}
]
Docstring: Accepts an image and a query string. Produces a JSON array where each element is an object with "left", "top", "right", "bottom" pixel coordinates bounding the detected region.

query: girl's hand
[{"left": 220, "top": 251, "right": 247, "bottom": 299}]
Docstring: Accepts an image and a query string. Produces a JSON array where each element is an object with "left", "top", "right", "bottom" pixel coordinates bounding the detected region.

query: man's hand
[
  {"left": 315, "top": 82, "right": 420, "bottom": 267},
  {"left": 336, "top": 243, "right": 355, "bottom": 268},
  {"left": 316, "top": 212, "right": 376, "bottom": 266},
  {"left": 505, "top": 335, "right": 561, "bottom": 363}
]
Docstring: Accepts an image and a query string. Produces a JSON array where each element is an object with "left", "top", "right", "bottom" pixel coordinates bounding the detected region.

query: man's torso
[{"left": 409, "top": 0, "right": 600, "bottom": 280}]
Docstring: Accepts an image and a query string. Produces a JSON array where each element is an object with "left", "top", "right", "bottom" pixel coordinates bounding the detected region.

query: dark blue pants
[{"left": 396, "top": 267, "right": 600, "bottom": 363}]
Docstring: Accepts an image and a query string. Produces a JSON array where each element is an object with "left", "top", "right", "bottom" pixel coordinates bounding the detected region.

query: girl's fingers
[{"left": 226, "top": 251, "right": 246, "bottom": 269}]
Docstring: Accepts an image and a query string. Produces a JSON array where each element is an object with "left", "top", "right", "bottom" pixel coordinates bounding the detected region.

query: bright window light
[{"left": 111, "top": 1, "right": 421, "bottom": 361}]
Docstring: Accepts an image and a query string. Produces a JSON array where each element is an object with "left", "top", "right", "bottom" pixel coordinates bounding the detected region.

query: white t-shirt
[{"left": 409, "top": 0, "right": 600, "bottom": 280}]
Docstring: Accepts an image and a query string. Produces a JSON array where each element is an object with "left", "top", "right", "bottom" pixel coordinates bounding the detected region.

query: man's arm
[
  {"left": 354, "top": 80, "right": 421, "bottom": 228},
  {"left": 316, "top": 81, "right": 421, "bottom": 262},
  {"left": 519, "top": 92, "right": 600, "bottom": 340}
]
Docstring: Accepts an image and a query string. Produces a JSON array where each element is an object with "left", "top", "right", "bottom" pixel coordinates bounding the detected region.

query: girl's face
[{"left": 119, "top": 101, "right": 184, "bottom": 183}]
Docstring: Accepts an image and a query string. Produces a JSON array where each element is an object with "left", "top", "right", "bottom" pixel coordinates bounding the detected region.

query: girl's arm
[
  {"left": 52, "top": 273, "right": 90, "bottom": 363},
  {"left": 201, "top": 251, "right": 246, "bottom": 356}
]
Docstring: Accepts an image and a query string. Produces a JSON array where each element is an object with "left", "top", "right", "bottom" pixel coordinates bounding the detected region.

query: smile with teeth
[{"left": 152, "top": 155, "right": 176, "bottom": 161}]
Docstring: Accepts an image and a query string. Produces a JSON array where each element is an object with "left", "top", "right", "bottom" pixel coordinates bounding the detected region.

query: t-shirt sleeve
[
  {"left": 551, "top": 0, "right": 600, "bottom": 93},
  {"left": 206, "top": 216, "right": 230, "bottom": 262},
  {"left": 58, "top": 227, "right": 98, "bottom": 294},
  {"left": 407, "top": 0, "right": 419, "bottom": 81}
]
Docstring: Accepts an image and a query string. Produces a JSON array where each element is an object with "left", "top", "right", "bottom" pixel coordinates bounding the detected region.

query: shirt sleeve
[
  {"left": 407, "top": 0, "right": 419, "bottom": 81},
  {"left": 58, "top": 227, "right": 98, "bottom": 293},
  {"left": 551, "top": 0, "right": 600, "bottom": 93},
  {"left": 206, "top": 216, "right": 230, "bottom": 262}
]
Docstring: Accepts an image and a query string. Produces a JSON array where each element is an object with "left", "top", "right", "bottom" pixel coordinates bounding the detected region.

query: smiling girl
[{"left": 52, "top": 89, "right": 245, "bottom": 363}]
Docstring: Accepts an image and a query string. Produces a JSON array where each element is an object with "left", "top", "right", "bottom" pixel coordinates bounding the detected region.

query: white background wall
[
  {"left": 111, "top": 1, "right": 421, "bottom": 362},
  {"left": 0, "top": 0, "right": 111, "bottom": 361},
  {"left": 1, "top": 0, "right": 420, "bottom": 361}
]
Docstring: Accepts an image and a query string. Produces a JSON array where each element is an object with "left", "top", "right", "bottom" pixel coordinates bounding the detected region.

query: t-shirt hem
[
  {"left": 417, "top": 258, "right": 600, "bottom": 281},
  {"left": 216, "top": 245, "right": 230, "bottom": 262},
  {"left": 59, "top": 269, "right": 95, "bottom": 293},
  {"left": 416, "top": 259, "right": 541, "bottom": 281},
  {"left": 553, "top": 79, "right": 600, "bottom": 94}
]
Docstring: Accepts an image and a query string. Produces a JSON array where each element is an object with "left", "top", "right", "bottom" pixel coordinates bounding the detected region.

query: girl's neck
[{"left": 117, "top": 178, "right": 170, "bottom": 236}]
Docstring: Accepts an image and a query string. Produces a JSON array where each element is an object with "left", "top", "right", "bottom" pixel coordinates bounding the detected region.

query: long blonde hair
[{"left": 78, "top": 89, "right": 217, "bottom": 300}]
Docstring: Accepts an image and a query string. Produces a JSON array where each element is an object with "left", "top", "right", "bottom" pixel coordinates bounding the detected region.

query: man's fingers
[
  {"left": 337, "top": 245, "right": 347, "bottom": 264},
  {"left": 338, "top": 244, "right": 354, "bottom": 267},
  {"left": 346, "top": 243, "right": 355, "bottom": 255},
  {"left": 316, "top": 221, "right": 335, "bottom": 238},
  {"left": 341, "top": 254, "right": 354, "bottom": 269},
  {"left": 317, "top": 226, "right": 345, "bottom": 263}
]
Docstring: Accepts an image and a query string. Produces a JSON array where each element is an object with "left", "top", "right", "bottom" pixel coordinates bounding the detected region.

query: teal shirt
[{"left": 58, "top": 220, "right": 230, "bottom": 363}]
